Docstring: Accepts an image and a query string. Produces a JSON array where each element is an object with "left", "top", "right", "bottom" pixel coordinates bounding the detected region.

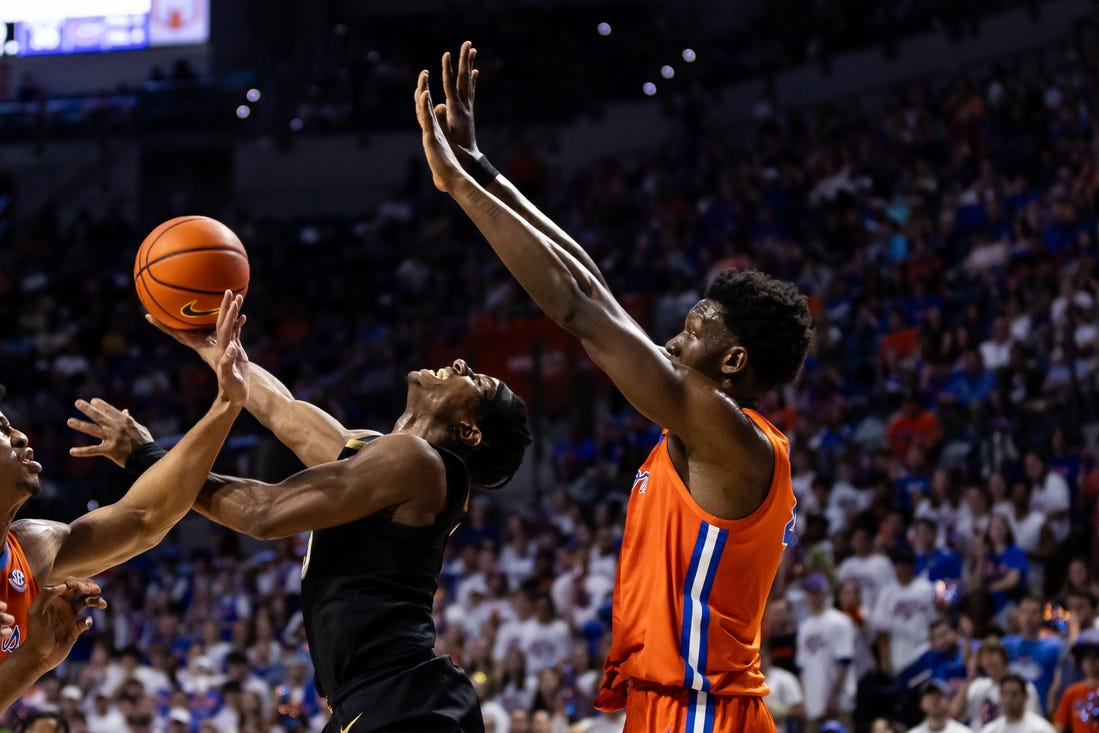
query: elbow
[{"left": 246, "top": 513, "right": 282, "bottom": 541}]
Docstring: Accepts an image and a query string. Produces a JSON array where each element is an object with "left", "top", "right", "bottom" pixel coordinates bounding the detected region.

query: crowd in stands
[
  {"left": 5, "top": 7, "right": 1099, "bottom": 733},
  {"left": 0, "top": 0, "right": 1046, "bottom": 141}
]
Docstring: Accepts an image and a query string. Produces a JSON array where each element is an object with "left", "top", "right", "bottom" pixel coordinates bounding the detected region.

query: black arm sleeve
[{"left": 125, "top": 442, "right": 169, "bottom": 476}]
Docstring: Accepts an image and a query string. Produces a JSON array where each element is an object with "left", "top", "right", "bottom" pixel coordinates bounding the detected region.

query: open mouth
[{"left": 22, "top": 449, "right": 42, "bottom": 474}]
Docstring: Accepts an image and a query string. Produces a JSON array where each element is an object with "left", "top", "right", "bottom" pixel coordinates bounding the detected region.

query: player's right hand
[
  {"left": 67, "top": 398, "right": 155, "bottom": 469},
  {"left": 22, "top": 578, "right": 106, "bottom": 671}
]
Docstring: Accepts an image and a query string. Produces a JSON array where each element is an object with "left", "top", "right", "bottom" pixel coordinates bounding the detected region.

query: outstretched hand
[
  {"left": 213, "top": 290, "right": 249, "bottom": 407},
  {"left": 435, "top": 41, "right": 481, "bottom": 166},
  {"left": 22, "top": 578, "right": 106, "bottom": 671},
  {"left": 415, "top": 71, "right": 468, "bottom": 193},
  {"left": 67, "top": 399, "right": 154, "bottom": 468}
]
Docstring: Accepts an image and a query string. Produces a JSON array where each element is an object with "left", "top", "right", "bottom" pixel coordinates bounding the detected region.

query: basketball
[{"left": 133, "top": 216, "right": 250, "bottom": 330}]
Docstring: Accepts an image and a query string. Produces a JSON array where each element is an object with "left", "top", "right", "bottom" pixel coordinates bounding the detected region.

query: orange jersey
[
  {"left": 597, "top": 409, "right": 796, "bottom": 715},
  {"left": 0, "top": 533, "right": 40, "bottom": 657}
]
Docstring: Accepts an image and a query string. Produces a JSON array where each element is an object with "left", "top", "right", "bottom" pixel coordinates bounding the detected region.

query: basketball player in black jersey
[{"left": 71, "top": 324, "right": 531, "bottom": 732}]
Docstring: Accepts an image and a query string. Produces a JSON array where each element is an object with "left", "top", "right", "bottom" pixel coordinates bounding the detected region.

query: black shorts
[{"left": 323, "top": 656, "right": 485, "bottom": 733}]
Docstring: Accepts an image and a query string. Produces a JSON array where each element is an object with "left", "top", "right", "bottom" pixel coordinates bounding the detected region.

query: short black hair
[
  {"left": 465, "top": 380, "right": 532, "bottom": 490},
  {"left": 705, "top": 269, "right": 814, "bottom": 391}
]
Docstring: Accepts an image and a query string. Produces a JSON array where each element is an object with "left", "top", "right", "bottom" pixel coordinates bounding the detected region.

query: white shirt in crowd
[
  {"left": 826, "top": 481, "right": 872, "bottom": 534},
  {"left": 86, "top": 705, "right": 128, "bottom": 733},
  {"left": 493, "top": 616, "right": 534, "bottom": 662},
  {"left": 481, "top": 698, "right": 511, "bottom": 733},
  {"left": 550, "top": 570, "right": 613, "bottom": 628},
  {"left": 906, "top": 720, "right": 975, "bottom": 733},
  {"left": 520, "top": 617, "right": 573, "bottom": 672},
  {"left": 1029, "top": 471, "right": 1070, "bottom": 543},
  {"left": 963, "top": 678, "right": 1041, "bottom": 728},
  {"left": 763, "top": 665, "right": 804, "bottom": 724},
  {"left": 837, "top": 553, "right": 897, "bottom": 612},
  {"left": 915, "top": 499, "right": 961, "bottom": 548},
  {"left": 796, "top": 608, "right": 857, "bottom": 719},
  {"left": 872, "top": 576, "right": 938, "bottom": 672},
  {"left": 978, "top": 711, "right": 1055, "bottom": 733}
]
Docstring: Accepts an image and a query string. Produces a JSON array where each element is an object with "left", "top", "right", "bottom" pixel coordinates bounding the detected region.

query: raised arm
[
  {"left": 145, "top": 317, "right": 368, "bottom": 466},
  {"left": 192, "top": 432, "right": 445, "bottom": 540},
  {"left": 43, "top": 292, "right": 247, "bottom": 582},
  {"left": 434, "top": 41, "right": 607, "bottom": 289},
  {"left": 417, "top": 74, "right": 760, "bottom": 462}
]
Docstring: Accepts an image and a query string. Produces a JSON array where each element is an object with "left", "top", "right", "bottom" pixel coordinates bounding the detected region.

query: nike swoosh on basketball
[
  {"left": 180, "top": 300, "right": 221, "bottom": 318},
  {"left": 339, "top": 713, "right": 363, "bottom": 733}
]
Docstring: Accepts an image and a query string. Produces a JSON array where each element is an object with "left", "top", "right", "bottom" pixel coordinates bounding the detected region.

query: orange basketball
[{"left": 134, "top": 216, "right": 250, "bottom": 330}]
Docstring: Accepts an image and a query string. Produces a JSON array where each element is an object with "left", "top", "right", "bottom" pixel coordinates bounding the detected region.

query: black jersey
[{"left": 301, "top": 436, "right": 470, "bottom": 705}]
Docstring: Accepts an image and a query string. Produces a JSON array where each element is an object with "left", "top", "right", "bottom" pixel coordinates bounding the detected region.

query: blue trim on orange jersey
[
  {"left": 695, "top": 527, "right": 728, "bottom": 692},
  {"left": 681, "top": 526, "right": 708, "bottom": 689},
  {"left": 0, "top": 541, "right": 8, "bottom": 571},
  {"left": 684, "top": 690, "right": 715, "bottom": 733}
]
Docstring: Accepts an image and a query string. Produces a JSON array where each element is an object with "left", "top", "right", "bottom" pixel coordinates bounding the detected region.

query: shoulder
[
  {"left": 10, "top": 518, "right": 70, "bottom": 580},
  {"left": 354, "top": 433, "right": 446, "bottom": 475}
]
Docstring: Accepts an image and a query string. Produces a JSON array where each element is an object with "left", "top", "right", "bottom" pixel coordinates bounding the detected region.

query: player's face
[
  {"left": 664, "top": 301, "right": 737, "bottom": 380},
  {"left": 0, "top": 409, "right": 41, "bottom": 500},
  {"left": 406, "top": 359, "right": 499, "bottom": 428}
]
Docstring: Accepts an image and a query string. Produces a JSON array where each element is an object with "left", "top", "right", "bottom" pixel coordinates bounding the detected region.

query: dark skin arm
[
  {"left": 416, "top": 67, "right": 773, "bottom": 518},
  {"left": 65, "top": 403, "right": 441, "bottom": 539},
  {"left": 192, "top": 432, "right": 447, "bottom": 540}
]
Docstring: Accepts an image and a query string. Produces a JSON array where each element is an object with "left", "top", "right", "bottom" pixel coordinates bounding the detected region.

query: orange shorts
[{"left": 623, "top": 685, "right": 777, "bottom": 733}]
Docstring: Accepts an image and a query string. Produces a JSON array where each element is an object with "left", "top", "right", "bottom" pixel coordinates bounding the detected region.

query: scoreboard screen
[{"left": 0, "top": 0, "right": 209, "bottom": 56}]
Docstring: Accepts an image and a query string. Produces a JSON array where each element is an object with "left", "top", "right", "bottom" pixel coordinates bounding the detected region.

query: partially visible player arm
[
  {"left": 191, "top": 432, "right": 445, "bottom": 539},
  {"left": 417, "top": 78, "right": 770, "bottom": 471},
  {"left": 44, "top": 292, "right": 247, "bottom": 582},
  {"left": 0, "top": 579, "right": 105, "bottom": 712},
  {"left": 145, "top": 317, "right": 371, "bottom": 466}
]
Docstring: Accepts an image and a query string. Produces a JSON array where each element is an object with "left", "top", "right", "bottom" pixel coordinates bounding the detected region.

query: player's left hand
[
  {"left": 22, "top": 578, "right": 107, "bottom": 671},
  {"left": 213, "top": 290, "right": 249, "bottom": 408},
  {"left": 67, "top": 399, "right": 155, "bottom": 468},
  {"left": 415, "top": 71, "right": 468, "bottom": 193}
]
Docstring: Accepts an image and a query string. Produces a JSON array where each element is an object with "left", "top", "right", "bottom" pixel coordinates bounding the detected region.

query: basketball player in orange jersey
[
  {"left": 416, "top": 43, "right": 814, "bottom": 732},
  {"left": 0, "top": 291, "right": 249, "bottom": 706}
]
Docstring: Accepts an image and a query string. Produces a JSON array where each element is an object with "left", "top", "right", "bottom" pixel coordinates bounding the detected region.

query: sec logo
[{"left": 9, "top": 569, "right": 26, "bottom": 593}]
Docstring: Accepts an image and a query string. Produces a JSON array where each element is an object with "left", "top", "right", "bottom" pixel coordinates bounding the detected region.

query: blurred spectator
[
  {"left": 762, "top": 642, "right": 806, "bottom": 731},
  {"left": 797, "top": 573, "right": 857, "bottom": 731},
  {"left": 872, "top": 546, "right": 939, "bottom": 676},
  {"left": 1002, "top": 597, "right": 1063, "bottom": 714},
  {"left": 952, "top": 638, "right": 1040, "bottom": 728},
  {"left": 907, "top": 680, "right": 974, "bottom": 733},
  {"left": 981, "top": 674, "right": 1054, "bottom": 733}
]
